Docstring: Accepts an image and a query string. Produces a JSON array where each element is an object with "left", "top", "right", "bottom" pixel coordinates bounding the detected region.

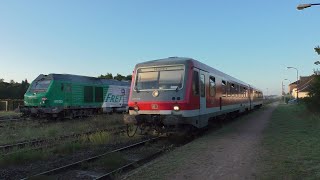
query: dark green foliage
[
  {"left": 99, "top": 73, "right": 113, "bottom": 79},
  {"left": 304, "top": 76, "right": 320, "bottom": 112},
  {"left": 0, "top": 150, "right": 48, "bottom": 166},
  {"left": 99, "top": 73, "right": 132, "bottom": 81},
  {"left": 0, "top": 79, "right": 29, "bottom": 99},
  {"left": 113, "top": 73, "right": 126, "bottom": 81},
  {"left": 125, "top": 75, "right": 132, "bottom": 81}
]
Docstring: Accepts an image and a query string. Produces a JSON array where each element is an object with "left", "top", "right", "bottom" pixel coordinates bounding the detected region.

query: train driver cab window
[
  {"left": 209, "top": 76, "right": 216, "bottom": 97},
  {"left": 200, "top": 74, "right": 205, "bottom": 97},
  {"left": 192, "top": 71, "right": 200, "bottom": 95}
]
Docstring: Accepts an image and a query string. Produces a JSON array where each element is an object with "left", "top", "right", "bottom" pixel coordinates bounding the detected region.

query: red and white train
[{"left": 125, "top": 57, "right": 263, "bottom": 134}]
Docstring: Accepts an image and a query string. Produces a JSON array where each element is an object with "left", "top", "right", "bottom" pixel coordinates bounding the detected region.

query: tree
[
  {"left": 305, "top": 76, "right": 320, "bottom": 112},
  {"left": 113, "top": 73, "right": 126, "bottom": 81},
  {"left": 125, "top": 75, "right": 132, "bottom": 81},
  {"left": 98, "top": 73, "right": 113, "bottom": 79}
]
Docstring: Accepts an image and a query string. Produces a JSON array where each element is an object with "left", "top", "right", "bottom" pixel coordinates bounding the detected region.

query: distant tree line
[
  {"left": 0, "top": 79, "right": 30, "bottom": 99},
  {"left": 304, "top": 75, "right": 320, "bottom": 113},
  {"left": 98, "top": 73, "right": 132, "bottom": 81}
]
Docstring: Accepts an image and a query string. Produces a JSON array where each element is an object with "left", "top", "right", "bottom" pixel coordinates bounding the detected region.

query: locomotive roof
[
  {"left": 35, "top": 74, "right": 131, "bottom": 86},
  {"left": 136, "top": 57, "right": 262, "bottom": 92}
]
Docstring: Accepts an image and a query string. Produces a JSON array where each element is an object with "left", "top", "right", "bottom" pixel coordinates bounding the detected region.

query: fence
[{"left": 0, "top": 99, "right": 24, "bottom": 111}]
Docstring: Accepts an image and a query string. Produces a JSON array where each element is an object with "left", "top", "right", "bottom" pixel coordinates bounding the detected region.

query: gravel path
[{"left": 124, "top": 103, "right": 278, "bottom": 180}]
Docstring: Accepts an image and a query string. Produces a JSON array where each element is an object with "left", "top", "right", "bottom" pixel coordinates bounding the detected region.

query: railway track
[
  {"left": 22, "top": 137, "right": 161, "bottom": 180},
  {"left": 0, "top": 116, "right": 24, "bottom": 122},
  {"left": 0, "top": 126, "right": 127, "bottom": 154}
]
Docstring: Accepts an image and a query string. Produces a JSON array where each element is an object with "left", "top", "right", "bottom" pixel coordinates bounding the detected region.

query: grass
[
  {"left": 0, "top": 114, "right": 124, "bottom": 144},
  {"left": 0, "top": 111, "right": 21, "bottom": 118},
  {"left": 0, "top": 149, "right": 48, "bottom": 167},
  {"left": 259, "top": 103, "right": 320, "bottom": 179}
]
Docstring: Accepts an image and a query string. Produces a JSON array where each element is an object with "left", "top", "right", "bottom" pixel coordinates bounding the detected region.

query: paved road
[{"left": 124, "top": 103, "right": 278, "bottom": 180}]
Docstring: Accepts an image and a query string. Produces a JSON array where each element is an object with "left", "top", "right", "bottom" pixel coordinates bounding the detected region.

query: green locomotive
[{"left": 20, "top": 74, "right": 131, "bottom": 119}]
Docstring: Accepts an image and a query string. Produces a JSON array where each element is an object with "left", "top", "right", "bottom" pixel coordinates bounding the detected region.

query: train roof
[
  {"left": 136, "top": 57, "right": 262, "bottom": 92},
  {"left": 34, "top": 74, "right": 131, "bottom": 86}
]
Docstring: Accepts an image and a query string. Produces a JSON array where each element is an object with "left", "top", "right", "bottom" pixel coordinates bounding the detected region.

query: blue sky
[{"left": 0, "top": 0, "right": 319, "bottom": 95}]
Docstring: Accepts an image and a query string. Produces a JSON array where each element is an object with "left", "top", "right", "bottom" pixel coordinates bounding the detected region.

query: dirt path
[{"left": 124, "top": 103, "right": 278, "bottom": 180}]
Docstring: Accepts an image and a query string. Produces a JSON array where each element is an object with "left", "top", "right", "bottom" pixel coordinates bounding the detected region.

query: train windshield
[
  {"left": 135, "top": 65, "right": 184, "bottom": 91},
  {"left": 30, "top": 80, "right": 51, "bottom": 92}
]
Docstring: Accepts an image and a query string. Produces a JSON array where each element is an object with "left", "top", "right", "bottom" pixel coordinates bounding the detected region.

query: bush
[{"left": 304, "top": 76, "right": 320, "bottom": 113}]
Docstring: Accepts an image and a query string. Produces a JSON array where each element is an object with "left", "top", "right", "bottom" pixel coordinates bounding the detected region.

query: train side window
[
  {"left": 61, "top": 83, "right": 64, "bottom": 91},
  {"left": 227, "top": 82, "right": 231, "bottom": 97},
  {"left": 95, "top": 87, "right": 103, "bottom": 102},
  {"left": 209, "top": 76, "right": 216, "bottom": 97},
  {"left": 231, "top": 83, "right": 235, "bottom": 96},
  {"left": 200, "top": 74, "right": 205, "bottom": 97},
  {"left": 84, "top": 86, "right": 94, "bottom": 103},
  {"left": 192, "top": 71, "right": 200, "bottom": 95},
  {"left": 243, "top": 87, "right": 247, "bottom": 97},
  {"left": 222, "top": 80, "right": 227, "bottom": 96},
  {"left": 236, "top": 85, "right": 239, "bottom": 97}
]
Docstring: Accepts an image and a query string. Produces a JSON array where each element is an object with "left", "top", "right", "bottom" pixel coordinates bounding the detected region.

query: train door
[
  {"left": 200, "top": 71, "right": 206, "bottom": 114},
  {"left": 199, "top": 70, "right": 207, "bottom": 127},
  {"left": 248, "top": 86, "right": 252, "bottom": 110}
]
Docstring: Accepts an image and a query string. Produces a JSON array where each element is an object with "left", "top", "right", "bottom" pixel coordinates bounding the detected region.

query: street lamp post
[
  {"left": 287, "top": 67, "right": 299, "bottom": 101},
  {"left": 297, "top": 3, "right": 320, "bottom": 10},
  {"left": 282, "top": 79, "right": 291, "bottom": 103}
]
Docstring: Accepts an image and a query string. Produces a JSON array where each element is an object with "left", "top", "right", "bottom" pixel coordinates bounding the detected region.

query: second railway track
[
  {"left": 22, "top": 137, "right": 162, "bottom": 180},
  {"left": 0, "top": 126, "right": 127, "bottom": 154}
]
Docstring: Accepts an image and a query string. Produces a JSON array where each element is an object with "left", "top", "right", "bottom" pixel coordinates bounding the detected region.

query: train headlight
[
  {"left": 134, "top": 106, "right": 139, "bottom": 111},
  {"left": 173, "top": 105, "right": 180, "bottom": 111}
]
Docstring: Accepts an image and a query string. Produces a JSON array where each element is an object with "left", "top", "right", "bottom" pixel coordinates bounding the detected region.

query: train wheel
[{"left": 126, "top": 124, "right": 138, "bottom": 137}]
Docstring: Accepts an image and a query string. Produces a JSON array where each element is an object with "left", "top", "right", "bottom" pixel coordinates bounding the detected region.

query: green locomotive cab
[{"left": 21, "top": 74, "right": 55, "bottom": 117}]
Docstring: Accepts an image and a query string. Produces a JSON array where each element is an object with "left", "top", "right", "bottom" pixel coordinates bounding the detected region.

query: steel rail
[
  {"left": 22, "top": 137, "right": 159, "bottom": 180},
  {"left": 95, "top": 149, "right": 164, "bottom": 180}
]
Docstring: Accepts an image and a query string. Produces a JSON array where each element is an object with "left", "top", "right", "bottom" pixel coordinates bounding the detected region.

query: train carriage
[
  {"left": 21, "top": 74, "right": 130, "bottom": 118},
  {"left": 125, "top": 57, "right": 263, "bottom": 133}
]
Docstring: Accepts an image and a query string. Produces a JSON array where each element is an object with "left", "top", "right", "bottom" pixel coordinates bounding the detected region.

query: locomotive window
[
  {"left": 209, "top": 76, "right": 216, "bottom": 97},
  {"left": 31, "top": 80, "right": 51, "bottom": 92},
  {"left": 84, "top": 86, "right": 93, "bottom": 103},
  {"left": 192, "top": 71, "right": 200, "bottom": 95},
  {"left": 95, "top": 87, "right": 103, "bottom": 102},
  {"left": 200, "top": 74, "right": 205, "bottom": 97}
]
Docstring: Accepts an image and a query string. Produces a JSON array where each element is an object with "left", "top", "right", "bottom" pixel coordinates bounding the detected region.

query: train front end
[
  {"left": 125, "top": 58, "right": 194, "bottom": 135},
  {"left": 21, "top": 74, "right": 53, "bottom": 117}
]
